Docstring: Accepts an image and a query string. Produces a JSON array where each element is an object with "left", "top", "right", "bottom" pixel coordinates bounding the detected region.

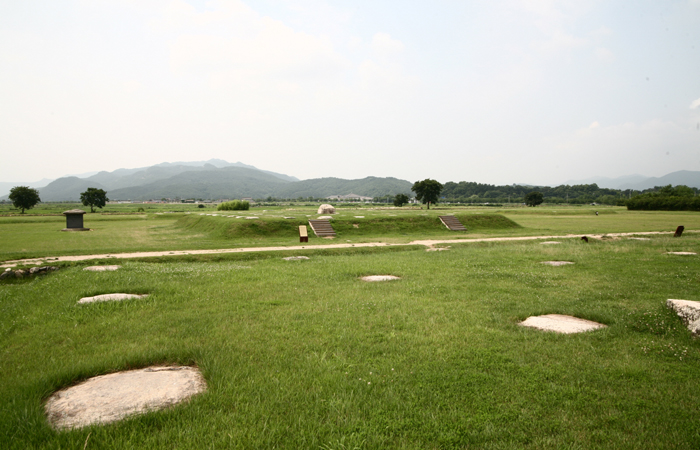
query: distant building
[{"left": 326, "top": 193, "right": 373, "bottom": 202}]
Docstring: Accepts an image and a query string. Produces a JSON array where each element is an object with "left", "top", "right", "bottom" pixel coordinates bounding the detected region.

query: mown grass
[
  {"left": 5, "top": 205, "right": 698, "bottom": 263},
  {"left": 1, "top": 234, "right": 700, "bottom": 448}
]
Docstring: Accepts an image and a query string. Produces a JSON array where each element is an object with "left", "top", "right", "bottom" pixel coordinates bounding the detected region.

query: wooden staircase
[
  {"left": 308, "top": 219, "right": 336, "bottom": 237},
  {"left": 438, "top": 215, "right": 467, "bottom": 231}
]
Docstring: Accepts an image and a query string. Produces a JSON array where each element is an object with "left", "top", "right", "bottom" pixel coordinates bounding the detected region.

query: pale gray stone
[
  {"left": 667, "top": 299, "right": 700, "bottom": 335},
  {"left": 78, "top": 293, "right": 148, "bottom": 304},
  {"left": 520, "top": 314, "right": 606, "bottom": 334},
  {"left": 361, "top": 275, "right": 401, "bottom": 282},
  {"left": 45, "top": 366, "right": 206, "bottom": 430}
]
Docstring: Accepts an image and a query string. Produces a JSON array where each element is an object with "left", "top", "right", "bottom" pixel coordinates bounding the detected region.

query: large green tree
[
  {"left": 411, "top": 179, "right": 443, "bottom": 209},
  {"left": 393, "top": 193, "right": 409, "bottom": 207},
  {"left": 80, "top": 187, "right": 109, "bottom": 213},
  {"left": 524, "top": 191, "right": 544, "bottom": 207},
  {"left": 9, "top": 186, "right": 41, "bottom": 214}
]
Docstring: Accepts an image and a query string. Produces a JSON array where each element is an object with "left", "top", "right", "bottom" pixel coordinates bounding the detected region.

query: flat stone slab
[
  {"left": 45, "top": 366, "right": 206, "bottom": 430},
  {"left": 78, "top": 293, "right": 148, "bottom": 304},
  {"left": 667, "top": 252, "right": 697, "bottom": 255},
  {"left": 283, "top": 256, "right": 310, "bottom": 261},
  {"left": 426, "top": 247, "right": 450, "bottom": 252},
  {"left": 667, "top": 299, "right": 700, "bottom": 335},
  {"left": 541, "top": 261, "right": 574, "bottom": 266},
  {"left": 540, "top": 241, "right": 561, "bottom": 245},
  {"left": 628, "top": 237, "right": 650, "bottom": 241},
  {"left": 83, "top": 265, "right": 121, "bottom": 272},
  {"left": 361, "top": 275, "right": 401, "bottom": 282},
  {"left": 519, "top": 314, "right": 607, "bottom": 334}
]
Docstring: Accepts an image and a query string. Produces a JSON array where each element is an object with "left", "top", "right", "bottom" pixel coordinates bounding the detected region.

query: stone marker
[
  {"left": 83, "top": 265, "right": 121, "bottom": 272},
  {"left": 45, "top": 365, "right": 206, "bottom": 430},
  {"left": 78, "top": 293, "right": 148, "bottom": 304},
  {"left": 62, "top": 209, "right": 89, "bottom": 231},
  {"left": 520, "top": 314, "right": 606, "bottom": 334},
  {"left": 674, "top": 226, "right": 684, "bottom": 237},
  {"left": 283, "top": 256, "right": 310, "bottom": 261},
  {"left": 667, "top": 252, "right": 697, "bottom": 256},
  {"left": 666, "top": 299, "right": 700, "bottom": 335},
  {"left": 628, "top": 237, "right": 650, "bottom": 241},
  {"left": 317, "top": 204, "right": 336, "bottom": 214},
  {"left": 540, "top": 241, "right": 561, "bottom": 245},
  {"left": 541, "top": 261, "right": 574, "bottom": 266},
  {"left": 361, "top": 275, "right": 401, "bottom": 282}
]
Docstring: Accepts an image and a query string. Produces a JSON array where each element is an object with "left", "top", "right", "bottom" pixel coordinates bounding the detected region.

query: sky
[{"left": 1, "top": 0, "right": 700, "bottom": 186}]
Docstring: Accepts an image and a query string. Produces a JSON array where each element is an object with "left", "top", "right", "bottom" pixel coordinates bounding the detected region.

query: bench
[{"left": 299, "top": 225, "right": 308, "bottom": 242}]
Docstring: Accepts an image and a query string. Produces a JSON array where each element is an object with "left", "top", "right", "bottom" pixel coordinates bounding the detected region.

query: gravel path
[{"left": 0, "top": 231, "right": 681, "bottom": 268}]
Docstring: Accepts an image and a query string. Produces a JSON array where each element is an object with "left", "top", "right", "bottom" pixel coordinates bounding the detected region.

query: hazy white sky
[{"left": 2, "top": 0, "right": 699, "bottom": 185}]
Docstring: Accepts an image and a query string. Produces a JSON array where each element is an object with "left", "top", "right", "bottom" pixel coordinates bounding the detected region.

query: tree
[
  {"left": 524, "top": 191, "right": 544, "bottom": 207},
  {"left": 393, "top": 193, "right": 409, "bottom": 207},
  {"left": 411, "top": 179, "right": 443, "bottom": 209},
  {"left": 80, "top": 188, "right": 109, "bottom": 213},
  {"left": 9, "top": 186, "right": 41, "bottom": 214}
]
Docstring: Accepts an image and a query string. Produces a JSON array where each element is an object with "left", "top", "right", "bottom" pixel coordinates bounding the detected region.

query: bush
[{"left": 218, "top": 200, "right": 250, "bottom": 211}]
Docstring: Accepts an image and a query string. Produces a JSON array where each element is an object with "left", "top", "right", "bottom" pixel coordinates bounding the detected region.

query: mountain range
[
  {"left": 1, "top": 160, "right": 413, "bottom": 201},
  {"left": 1, "top": 160, "right": 698, "bottom": 201},
  {"left": 562, "top": 171, "right": 700, "bottom": 190}
]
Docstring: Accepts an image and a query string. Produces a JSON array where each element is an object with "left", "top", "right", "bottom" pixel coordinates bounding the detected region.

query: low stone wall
[{"left": 0, "top": 266, "right": 59, "bottom": 280}]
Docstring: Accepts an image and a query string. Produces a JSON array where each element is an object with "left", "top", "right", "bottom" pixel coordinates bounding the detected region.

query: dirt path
[{"left": 0, "top": 231, "right": 681, "bottom": 268}]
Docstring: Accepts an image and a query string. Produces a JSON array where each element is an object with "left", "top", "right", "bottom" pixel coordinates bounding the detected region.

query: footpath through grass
[{"left": 1, "top": 233, "right": 700, "bottom": 448}]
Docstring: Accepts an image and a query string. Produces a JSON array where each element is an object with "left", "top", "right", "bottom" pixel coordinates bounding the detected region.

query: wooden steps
[
  {"left": 308, "top": 219, "right": 336, "bottom": 237},
  {"left": 439, "top": 215, "right": 467, "bottom": 231}
]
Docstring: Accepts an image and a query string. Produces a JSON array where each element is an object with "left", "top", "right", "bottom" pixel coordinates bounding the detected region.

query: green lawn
[
  {"left": 2, "top": 205, "right": 700, "bottom": 263},
  {"left": 1, "top": 225, "right": 700, "bottom": 448}
]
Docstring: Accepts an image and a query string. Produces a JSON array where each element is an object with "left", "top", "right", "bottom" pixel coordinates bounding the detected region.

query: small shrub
[{"left": 218, "top": 200, "right": 250, "bottom": 211}]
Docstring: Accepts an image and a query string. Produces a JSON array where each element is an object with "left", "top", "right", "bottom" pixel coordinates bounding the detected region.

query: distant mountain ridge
[
  {"left": 4, "top": 159, "right": 412, "bottom": 201},
  {"left": 561, "top": 171, "right": 700, "bottom": 190},
  {"left": 2, "top": 162, "right": 698, "bottom": 201}
]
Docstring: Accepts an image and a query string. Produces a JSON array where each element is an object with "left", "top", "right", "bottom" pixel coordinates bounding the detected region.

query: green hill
[
  {"left": 109, "top": 166, "right": 291, "bottom": 200},
  {"left": 38, "top": 177, "right": 109, "bottom": 202},
  {"left": 272, "top": 176, "right": 413, "bottom": 199}
]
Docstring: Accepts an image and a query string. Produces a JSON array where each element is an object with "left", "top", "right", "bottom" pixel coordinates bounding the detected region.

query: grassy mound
[
  {"left": 176, "top": 215, "right": 306, "bottom": 239},
  {"left": 176, "top": 213, "right": 520, "bottom": 239}
]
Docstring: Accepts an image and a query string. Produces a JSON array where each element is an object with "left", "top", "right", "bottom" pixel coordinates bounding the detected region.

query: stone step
[
  {"left": 438, "top": 215, "right": 467, "bottom": 231},
  {"left": 308, "top": 219, "right": 336, "bottom": 237}
]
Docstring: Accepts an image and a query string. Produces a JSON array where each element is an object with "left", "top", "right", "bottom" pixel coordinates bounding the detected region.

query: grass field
[
  {"left": 2, "top": 204, "right": 700, "bottom": 263},
  {"left": 1, "top": 207, "right": 700, "bottom": 448}
]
